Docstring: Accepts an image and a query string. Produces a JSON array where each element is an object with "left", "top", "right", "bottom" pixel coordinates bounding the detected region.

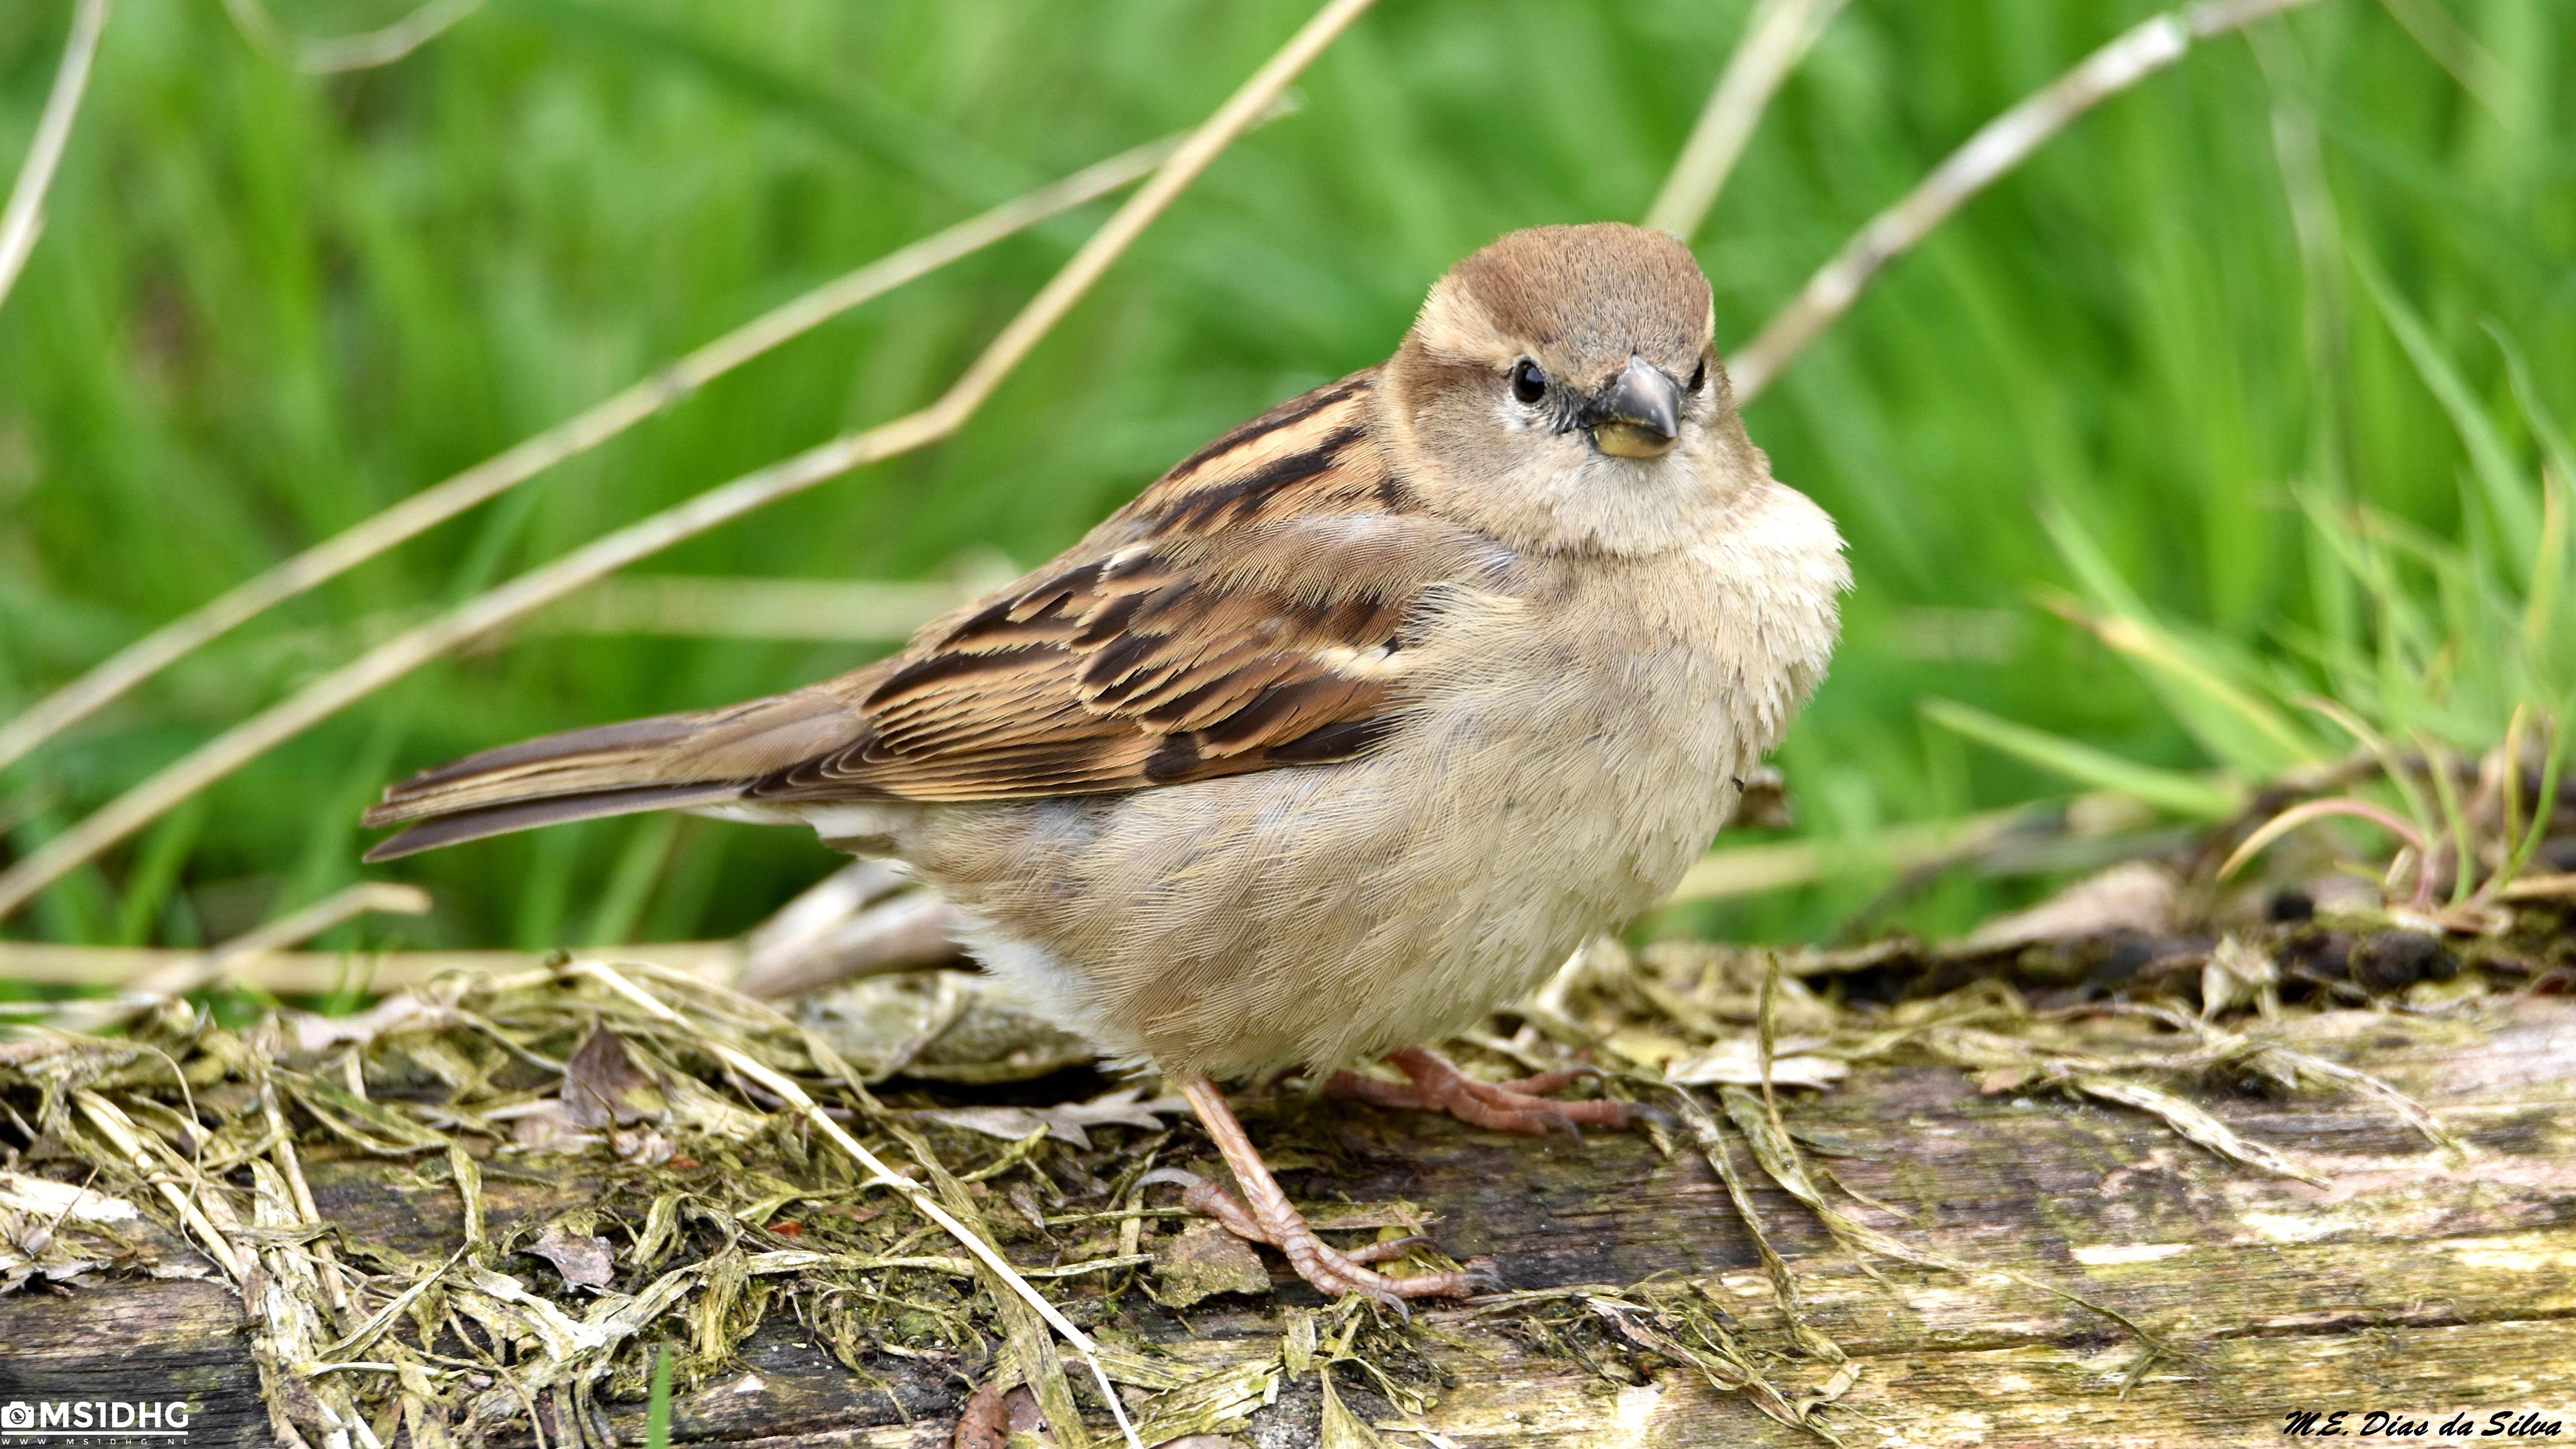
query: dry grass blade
[
  {"left": 2261, "top": 1048, "right": 2467, "bottom": 1165},
  {"left": 896, "top": 1123, "right": 1097, "bottom": 1448},
  {"left": 2216, "top": 797, "right": 2430, "bottom": 884},
  {"left": 323, "top": 1245, "right": 469, "bottom": 1361},
  {"left": 185, "top": 881, "right": 431, "bottom": 969},
  {"left": 0, "top": 130, "right": 1193, "bottom": 780},
  {"left": 1666, "top": 1090, "right": 1846, "bottom": 1367},
  {"left": 1318, "top": 1366, "right": 1394, "bottom": 1449},
  {"left": 256, "top": 1081, "right": 349, "bottom": 1319},
  {"left": 0, "top": 0, "right": 1377, "bottom": 925},
  {"left": 0, "top": 0, "right": 109, "bottom": 310},
  {"left": 1643, "top": 0, "right": 1843, "bottom": 240},
  {"left": 2069, "top": 1075, "right": 2328, "bottom": 1185},
  {"left": 1660, "top": 1093, "right": 1845, "bottom": 1437},
  {"left": 2060, "top": 1001, "right": 2470, "bottom": 1166},
  {"left": 570, "top": 961, "right": 1147, "bottom": 1448},
  {"left": 70, "top": 1088, "right": 248, "bottom": 1280},
  {"left": 1728, "top": 0, "right": 2323, "bottom": 402},
  {"left": 1665, "top": 803, "right": 2026, "bottom": 903}
]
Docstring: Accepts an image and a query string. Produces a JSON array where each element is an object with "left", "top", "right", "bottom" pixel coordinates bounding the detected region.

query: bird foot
[
  {"left": 1326, "top": 1045, "right": 1640, "bottom": 1135},
  {"left": 1158, "top": 1077, "right": 1485, "bottom": 1312},
  {"left": 1140, "top": 1167, "right": 1467, "bottom": 1309}
]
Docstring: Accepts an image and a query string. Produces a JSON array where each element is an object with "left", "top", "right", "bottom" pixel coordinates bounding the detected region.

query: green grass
[{"left": 1, "top": 0, "right": 2570, "bottom": 958}]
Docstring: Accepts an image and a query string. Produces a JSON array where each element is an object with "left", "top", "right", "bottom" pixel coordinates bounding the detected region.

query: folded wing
[{"left": 363, "top": 370, "right": 1511, "bottom": 860}]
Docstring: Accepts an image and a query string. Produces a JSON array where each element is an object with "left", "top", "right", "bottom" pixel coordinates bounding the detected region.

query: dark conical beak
[{"left": 1584, "top": 355, "right": 1683, "bottom": 459}]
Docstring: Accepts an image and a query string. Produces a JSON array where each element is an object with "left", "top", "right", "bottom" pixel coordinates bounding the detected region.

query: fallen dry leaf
[
  {"left": 522, "top": 1226, "right": 614, "bottom": 1291},
  {"left": 508, "top": 1101, "right": 593, "bottom": 1151},
  {"left": 562, "top": 1023, "right": 663, "bottom": 1128},
  {"left": 1954, "top": 860, "right": 2176, "bottom": 955}
]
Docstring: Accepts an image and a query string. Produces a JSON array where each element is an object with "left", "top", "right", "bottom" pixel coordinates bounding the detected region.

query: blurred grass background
[{"left": 0, "top": 0, "right": 2567, "bottom": 963}]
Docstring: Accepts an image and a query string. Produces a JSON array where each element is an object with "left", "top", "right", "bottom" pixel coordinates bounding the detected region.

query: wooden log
[{"left": 3, "top": 996, "right": 2571, "bottom": 1447}]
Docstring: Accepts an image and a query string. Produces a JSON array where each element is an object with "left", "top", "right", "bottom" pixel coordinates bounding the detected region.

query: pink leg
[
  {"left": 1327, "top": 1045, "right": 1640, "bottom": 1135},
  {"left": 1157, "top": 1076, "right": 1474, "bottom": 1309}
]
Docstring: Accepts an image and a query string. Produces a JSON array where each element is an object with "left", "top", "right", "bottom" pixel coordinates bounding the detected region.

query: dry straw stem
[
  {"left": 533, "top": 559, "right": 1020, "bottom": 643},
  {"left": 1662, "top": 787, "right": 2180, "bottom": 903},
  {"left": 0, "top": 938, "right": 732, "bottom": 993},
  {"left": 0, "top": 0, "right": 1379, "bottom": 923},
  {"left": 0, "top": 0, "right": 109, "bottom": 310},
  {"left": 574, "top": 960, "right": 1146, "bottom": 1448},
  {"left": 1641, "top": 0, "right": 1844, "bottom": 242},
  {"left": 1727, "top": 0, "right": 2325, "bottom": 403},
  {"left": 0, "top": 131, "right": 1200, "bottom": 779},
  {"left": 223, "top": 0, "right": 486, "bottom": 75},
  {"left": 1668, "top": 807, "right": 2018, "bottom": 902},
  {"left": 46, "top": 881, "right": 431, "bottom": 1036}
]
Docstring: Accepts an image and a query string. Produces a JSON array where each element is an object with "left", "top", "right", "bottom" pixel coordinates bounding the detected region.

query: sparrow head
[{"left": 1384, "top": 222, "right": 1756, "bottom": 556}]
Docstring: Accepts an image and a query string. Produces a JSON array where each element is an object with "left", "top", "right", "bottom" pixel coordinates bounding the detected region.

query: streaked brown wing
[{"left": 747, "top": 368, "right": 1511, "bottom": 804}]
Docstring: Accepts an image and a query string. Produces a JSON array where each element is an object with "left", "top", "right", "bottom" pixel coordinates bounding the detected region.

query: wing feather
[{"left": 748, "top": 367, "right": 1513, "bottom": 803}]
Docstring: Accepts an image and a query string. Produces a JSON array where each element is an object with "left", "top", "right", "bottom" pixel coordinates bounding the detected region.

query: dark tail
[
  {"left": 360, "top": 692, "right": 863, "bottom": 861},
  {"left": 362, "top": 782, "right": 748, "bottom": 861}
]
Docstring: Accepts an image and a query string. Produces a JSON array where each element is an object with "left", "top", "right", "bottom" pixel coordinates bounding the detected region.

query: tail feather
[
  {"left": 362, "top": 784, "right": 747, "bottom": 862},
  {"left": 361, "top": 689, "right": 867, "bottom": 857},
  {"left": 384, "top": 711, "right": 714, "bottom": 799}
]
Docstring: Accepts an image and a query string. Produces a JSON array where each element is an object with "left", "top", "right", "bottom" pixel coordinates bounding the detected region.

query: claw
[{"left": 1622, "top": 1101, "right": 1678, "bottom": 1132}]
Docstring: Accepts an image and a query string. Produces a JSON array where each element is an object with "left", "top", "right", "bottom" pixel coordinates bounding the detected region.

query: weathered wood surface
[{"left": 4, "top": 996, "right": 2573, "bottom": 1447}]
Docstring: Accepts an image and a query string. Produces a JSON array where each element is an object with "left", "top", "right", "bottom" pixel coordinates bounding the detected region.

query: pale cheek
[
  {"left": 1527, "top": 434, "right": 1599, "bottom": 492},
  {"left": 1489, "top": 398, "right": 1568, "bottom": 453}
]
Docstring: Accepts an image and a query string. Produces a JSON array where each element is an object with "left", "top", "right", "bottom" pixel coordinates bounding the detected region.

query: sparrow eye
[
  {"left": 1510, "top": 358, "right": 1547, "bottom": 405},
  {"left": 1687, "top": 357, "right": 1707, "bottom": 394}
]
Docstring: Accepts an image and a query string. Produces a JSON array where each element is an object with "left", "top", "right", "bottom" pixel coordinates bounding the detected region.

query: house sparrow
[{"left": 363, "top": 222, "right": 1848, "bottom": 1306}]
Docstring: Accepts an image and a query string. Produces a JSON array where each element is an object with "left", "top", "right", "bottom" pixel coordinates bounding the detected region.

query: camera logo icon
[{"left": 2, "top": 1402, "right": 33, "bottom": 1428}]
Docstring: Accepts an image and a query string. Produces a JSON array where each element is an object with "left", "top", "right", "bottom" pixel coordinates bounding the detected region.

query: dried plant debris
[
  {"left": 798, "top": 971, "right": 1099, "bottom": 1084},
  {"left": 0, "top": 1169, "right": 185, "bottom": 1291},
  {"left": 911, "top": 1087, "right": 1187, "bottom": 1149},
  {"left": 0, "top": 841, "right": 2555, "bottom": 1446},
  {"left": 1728, "top": 845, "right": 2562, "bottom": 1021},
  {"left": 1145, "top": 1222, "right": 1270, "bottom": 1309},
  {"left": 0, "top": 962, "right": 1463, "bottom": 1446}
]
